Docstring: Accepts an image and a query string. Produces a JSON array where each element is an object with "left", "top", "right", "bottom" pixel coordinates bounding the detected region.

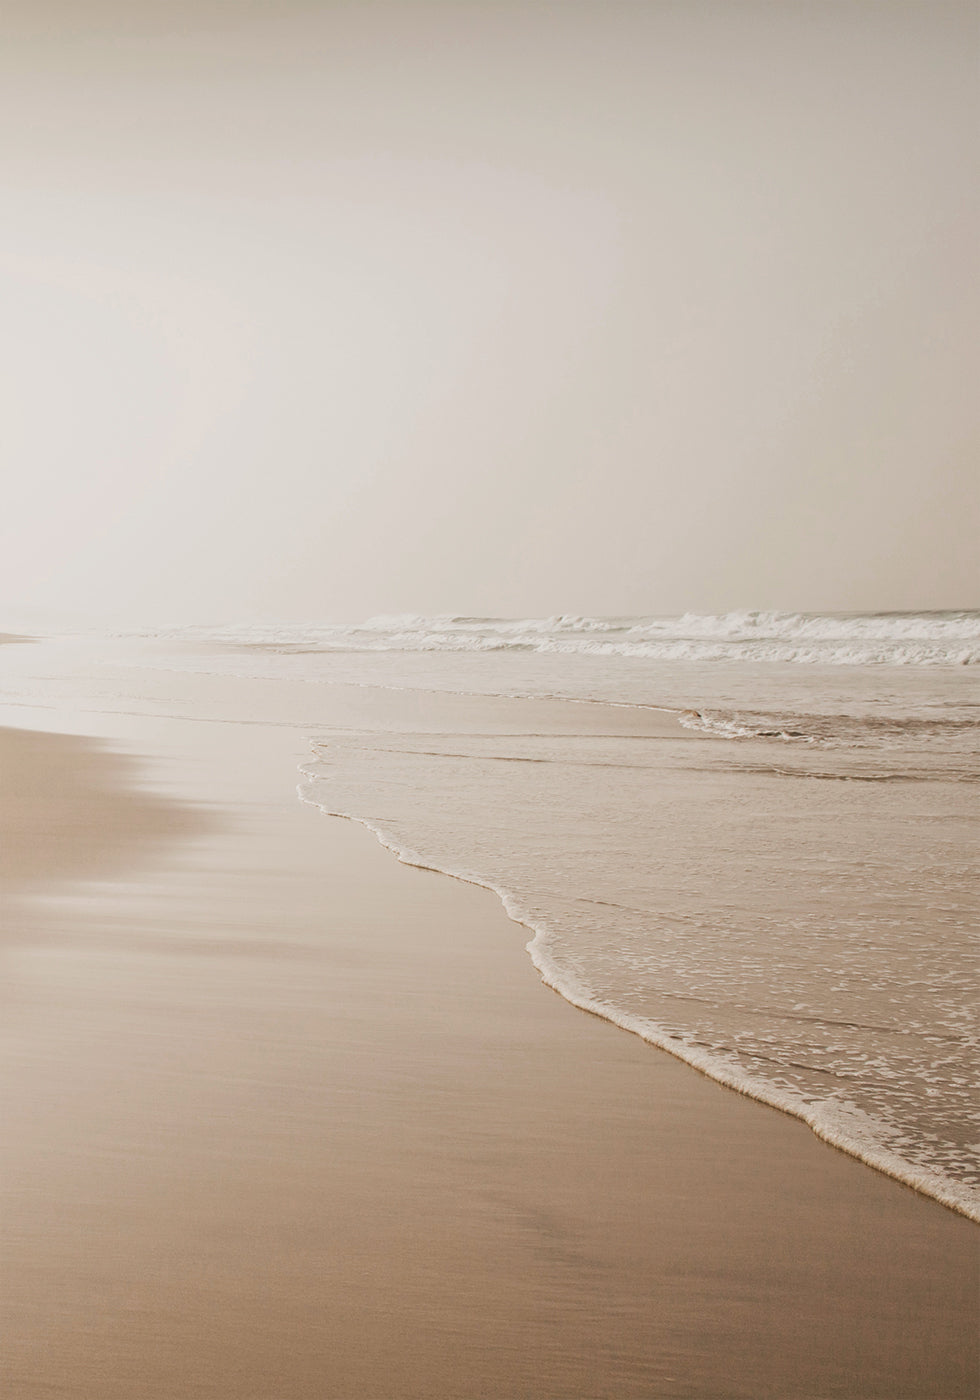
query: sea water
[{"left": 134, "top": 612, "right": 980, "bottom": 1218}]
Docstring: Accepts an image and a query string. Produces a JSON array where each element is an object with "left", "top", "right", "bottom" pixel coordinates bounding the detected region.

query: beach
[
  {"left": 4, "top": 1, "right": 975, "bottom": 1389},
  {"left": 1, "top": 635, "right": 977, "bottom": 1398}
]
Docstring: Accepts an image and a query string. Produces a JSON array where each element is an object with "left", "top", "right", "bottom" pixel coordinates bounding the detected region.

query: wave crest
[{"left": 140, "top": 610, "right": 980, "bottom": 666}]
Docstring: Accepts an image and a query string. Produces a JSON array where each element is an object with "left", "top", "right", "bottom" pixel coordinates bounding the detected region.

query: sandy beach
[{"left": 0, "top": 642, "right": 977, "bottom": 1399}]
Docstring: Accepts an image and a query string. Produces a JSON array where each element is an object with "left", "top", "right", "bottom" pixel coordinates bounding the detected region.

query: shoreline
[
  {"left": 4, "top": 632, "right": 977, "bottom": 1220},
  {"left": 2, "top": 704, "right": 977, "bottom": 1398},
  {"left": 298, "top": 787, "right": 980, "bottom": 1224}
]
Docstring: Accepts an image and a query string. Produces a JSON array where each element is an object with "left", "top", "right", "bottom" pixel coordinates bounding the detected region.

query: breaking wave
[{"left": 143, "top": 610, "right": 980, "bottom": 666}]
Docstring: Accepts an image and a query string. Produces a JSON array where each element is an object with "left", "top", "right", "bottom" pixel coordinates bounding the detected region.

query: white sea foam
[
  {"left": 135, "top": 610, "right": 980, "bottom": 666},
  {"left": 679, "top": 711, "right": 817, "bottom": 743}
]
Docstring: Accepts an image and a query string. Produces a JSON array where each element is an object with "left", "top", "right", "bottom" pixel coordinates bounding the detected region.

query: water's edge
[{"left": 297, "top": 773, "right": 979, "bottom": 1225}]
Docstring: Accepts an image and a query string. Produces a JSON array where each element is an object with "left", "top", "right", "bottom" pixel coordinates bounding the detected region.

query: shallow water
[{"left": 299, "top": 696, "right": 978, "bottom": 1217}]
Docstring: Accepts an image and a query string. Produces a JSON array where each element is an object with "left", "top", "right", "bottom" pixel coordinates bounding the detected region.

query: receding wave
[
  {"left": 297, "top": 771, "right": 980, "bottom": 1223},
  {"left": 140, "top": 610, "right": 980, "bottom": 666}
]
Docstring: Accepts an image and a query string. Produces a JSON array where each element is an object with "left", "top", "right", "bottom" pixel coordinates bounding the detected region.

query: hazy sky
[{"left": 1, "top": 0, "right": 976, "bottom": 624}]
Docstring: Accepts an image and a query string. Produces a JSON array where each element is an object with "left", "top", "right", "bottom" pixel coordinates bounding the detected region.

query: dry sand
[{"left": 0, "top": 709, "right": 977, "bottom": 1399}]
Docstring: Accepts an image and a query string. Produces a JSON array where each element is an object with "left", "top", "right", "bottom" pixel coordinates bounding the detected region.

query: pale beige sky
[{"left": 1, "top": 1, "right": 976, "bottom": 625}]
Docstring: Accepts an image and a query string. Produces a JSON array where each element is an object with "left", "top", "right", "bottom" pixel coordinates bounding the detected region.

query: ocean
[{"left": 21, "top": 610, "right": 980, "bottom": 1220}]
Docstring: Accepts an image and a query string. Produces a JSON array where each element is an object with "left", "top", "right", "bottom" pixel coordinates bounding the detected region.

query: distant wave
[
  {"left": 680, "top": 706, "right": 980, "bottom": 748},
  {"left": 143, "top": 610, "right": 980, "bottom": 666}
]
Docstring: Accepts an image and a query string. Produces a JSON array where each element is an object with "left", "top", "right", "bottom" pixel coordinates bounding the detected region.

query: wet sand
[{"left": 1, "top": 711, "right": 977, "bottom": 1399}]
